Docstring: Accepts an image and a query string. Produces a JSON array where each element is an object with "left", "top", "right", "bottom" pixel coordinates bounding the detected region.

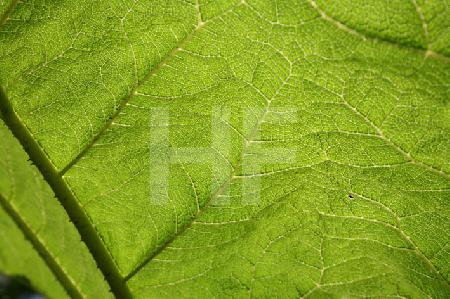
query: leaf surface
[
  {"left": 0, "top": 0, "right": 449, "bottom": 298},
  {"left": 0, "top": 119, "right": 112, "bottom": 298}
]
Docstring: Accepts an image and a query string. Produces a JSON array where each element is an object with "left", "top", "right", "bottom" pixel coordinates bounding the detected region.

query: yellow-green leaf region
[{"left": 0, "top": 0, "right": 449, "bottom": 298}]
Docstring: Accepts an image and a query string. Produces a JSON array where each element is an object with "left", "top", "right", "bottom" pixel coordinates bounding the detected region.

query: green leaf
[
  {"left": 0, "top": 0, "right": 449, "bottom": 298},
  {"left": 0, "top": 119, "right": 112, "bottom": 298}
]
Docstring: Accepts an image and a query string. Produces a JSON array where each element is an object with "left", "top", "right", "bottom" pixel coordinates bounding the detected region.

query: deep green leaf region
[{"left": 0, "top": 0, "right": 449, "bottom": 298}]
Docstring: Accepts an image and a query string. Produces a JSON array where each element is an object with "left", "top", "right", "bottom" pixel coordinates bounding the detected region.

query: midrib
[
  {"left": 0, "top": 3, "right": 204, "bottom": 298},
  {"left": 0, "top": 1, "right": 212, "bottom": 296},
  {"left": 0, "top": 89, "right": 131, "bottom": 299},
  {"left": 2, "top": 0, "right": 449, "bottom": 297}
]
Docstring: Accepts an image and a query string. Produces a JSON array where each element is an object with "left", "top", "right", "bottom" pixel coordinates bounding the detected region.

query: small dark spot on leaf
[{"left": 348, "top": 193, "right": 354, "bottom": 199}]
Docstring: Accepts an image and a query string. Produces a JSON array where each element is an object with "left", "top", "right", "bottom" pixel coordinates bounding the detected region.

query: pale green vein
[
  {"left": 60, "top": 0, "right": 247, "bottom": 176},
  {"left": 306, "top": 0, "right": 450, "bottom": 61},
  {"left": 352, "top": 191, "right": 450, "bottom": 290},
  {"left": 125, "top": 55, "right": 293, "bottom": 281},
  {"left": 0, "top": 0, "right": 20, "bottom": 26},
  {"left": 341, "top": 99, "right": 450, "bottom": 179},
  {"left": 60, "top": 8, "right": 206, "bottom": 176}
]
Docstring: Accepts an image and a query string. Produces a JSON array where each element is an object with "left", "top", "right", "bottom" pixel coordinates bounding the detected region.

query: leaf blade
[
  {"left": 0, "top": 118, "right": 113, "bottom": 298},
  {"left": 0, "top": 1, "right": 449, "bottom": 298}
]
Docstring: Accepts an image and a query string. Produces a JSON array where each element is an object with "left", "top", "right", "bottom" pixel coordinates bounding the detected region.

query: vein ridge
[
  {"left": 61, "top": 22, "right": 205, "bottom": 176},
  {"left": 306, "top": 0, "right": 450, "bottom": 61},
  {"left": 353, "top": 192, "right": 450, "bottom": 289},
  {"left": 125, "top": 65, "right": 293, "bottom": 281},
  {"left": 60, "top": 0, "right": 245, "bottom": 176},
  {"left": 342, "top": 100, "right": 450, "bottom": 179},
  {"left": 0, "top": 0, "right": 20, "bottom": 27},
  {"left": 0, "top": 88, "right": 131, "bottom": 299}
]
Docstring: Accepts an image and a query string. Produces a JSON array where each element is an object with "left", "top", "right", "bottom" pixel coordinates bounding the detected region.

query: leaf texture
[
  {"left": 0, "top": 119, "right": 112, "bottom": 298},
  {"left": 0, "top": 0, "right": 449, "bottom": 298}
]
